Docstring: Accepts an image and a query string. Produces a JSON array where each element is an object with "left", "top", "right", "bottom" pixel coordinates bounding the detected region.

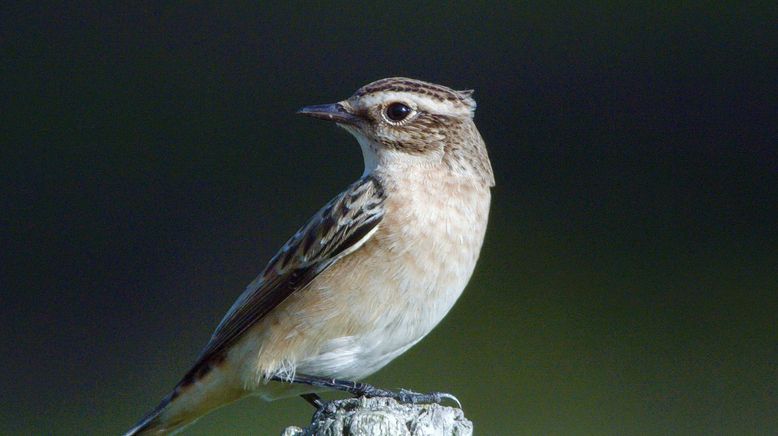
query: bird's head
[{"left": 299, "top": 77, "right": 493, "bottom": 186}]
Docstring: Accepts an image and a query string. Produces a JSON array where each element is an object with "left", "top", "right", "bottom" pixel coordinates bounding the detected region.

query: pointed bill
[{"left": 297, "top": 103, "right": 360, "bottom": 125}]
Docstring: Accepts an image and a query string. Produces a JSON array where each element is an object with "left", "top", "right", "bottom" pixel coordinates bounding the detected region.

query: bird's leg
[
  {"left": 300, "top": 393, "right": 324, "bottom": 408},
  {"left": 272, "top": 374, "right": 461, "bottom": 408}
]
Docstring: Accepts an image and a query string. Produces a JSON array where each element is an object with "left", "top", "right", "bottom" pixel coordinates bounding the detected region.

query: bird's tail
[
  {"left": 123, "top": 392, "right": 176, "bottom": 436},
  {"left": 124, "top": 362, "right": 246, "bottom": 435}
]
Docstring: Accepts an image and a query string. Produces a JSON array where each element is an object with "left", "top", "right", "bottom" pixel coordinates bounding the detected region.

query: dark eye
[{"left": 385, "top": 102, "right": 412, "bottom": 122}]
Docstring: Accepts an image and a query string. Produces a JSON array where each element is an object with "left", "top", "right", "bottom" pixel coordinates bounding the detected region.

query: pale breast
[
  {"left": 375, "top": 173, "right": 491, "bottom": 334},
  {"left": 243, "top": 171, "right": 491, "bottom": 383}
]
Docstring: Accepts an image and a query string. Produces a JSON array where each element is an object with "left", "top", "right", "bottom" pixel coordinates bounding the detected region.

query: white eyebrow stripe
[{"left": 358, "top": 92, "right": 471, "bottom": 117}]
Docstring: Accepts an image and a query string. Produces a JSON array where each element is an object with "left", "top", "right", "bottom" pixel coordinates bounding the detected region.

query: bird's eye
[{"left": 384, "top": 102, "right": 412, "bottom": 122}]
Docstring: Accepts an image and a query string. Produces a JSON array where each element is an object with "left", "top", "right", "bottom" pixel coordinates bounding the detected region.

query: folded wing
[{"left": 184, "top": 175, "right": 386, "bottom": 382}]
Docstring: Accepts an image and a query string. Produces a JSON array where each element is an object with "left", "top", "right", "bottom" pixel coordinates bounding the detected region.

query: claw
[
  {"left": 372, "top": 388, "right": 461, "bottom": 408},
  {"left": 276, "top": 374, "right": 463, "bottom": 410},
  {"left": 438, "top": 392, "right": 462, "bottom": 408}
]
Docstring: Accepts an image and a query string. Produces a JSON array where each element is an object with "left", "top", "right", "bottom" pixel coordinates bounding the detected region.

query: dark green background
[{"left": 2, "top": 3, "right": 775, "bottom": 435}]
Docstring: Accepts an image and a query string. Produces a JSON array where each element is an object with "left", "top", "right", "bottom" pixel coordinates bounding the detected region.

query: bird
[{"left": 125, "top": 77, "right": 494, "bottom": 435}]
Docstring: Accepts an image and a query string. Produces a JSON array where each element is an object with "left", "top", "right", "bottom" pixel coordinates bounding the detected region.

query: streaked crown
[{"left": 352, "top": 77, "right": 476, "bottom": 118}]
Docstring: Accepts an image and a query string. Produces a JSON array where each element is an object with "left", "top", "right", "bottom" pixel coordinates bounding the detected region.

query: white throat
[{"left": 341, "top": 126, "right": 379, "bottom": 176}]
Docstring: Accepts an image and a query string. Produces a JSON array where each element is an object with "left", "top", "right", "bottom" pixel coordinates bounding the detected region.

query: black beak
[{"left": 297, "top": 103, "right": 360, "bottom": 125}]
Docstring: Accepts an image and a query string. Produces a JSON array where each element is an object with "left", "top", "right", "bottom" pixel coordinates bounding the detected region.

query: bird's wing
[{"left": 186, "top": 175, "right": 386, "bottom": 375}]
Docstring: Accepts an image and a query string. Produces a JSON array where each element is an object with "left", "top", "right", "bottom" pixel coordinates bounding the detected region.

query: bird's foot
[
  {"left": 276, "top": 374, "right": 461, "bottom": 409},
  {"left": 357, "top": 385, "right": 462, "bottom": 408}
]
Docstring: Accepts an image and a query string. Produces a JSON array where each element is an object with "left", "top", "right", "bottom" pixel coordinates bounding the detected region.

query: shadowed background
[{"left": 2, "top": 3, "right": 775, "bottom": 435}]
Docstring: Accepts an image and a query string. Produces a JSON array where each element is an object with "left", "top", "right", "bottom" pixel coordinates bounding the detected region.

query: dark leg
[
  {"left": 300, "top": 393, "right": 324, "bottom": 408},
  {"left": 271, "top": 374, "right": 461, "bottom": 407}
]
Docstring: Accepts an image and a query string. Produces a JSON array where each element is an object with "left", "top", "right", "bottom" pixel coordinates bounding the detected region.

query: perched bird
[{"left": 125, "top": 77, "right": 494, "bottom": 435}]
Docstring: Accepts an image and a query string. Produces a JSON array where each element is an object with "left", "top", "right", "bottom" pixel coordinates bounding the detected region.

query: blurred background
[{"left": 2, "top": 3, "right": 775, "bottom": 435}]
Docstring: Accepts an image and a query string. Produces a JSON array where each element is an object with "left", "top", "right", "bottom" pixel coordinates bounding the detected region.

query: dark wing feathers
[{"left": 187, "top": 175, "right": 386, "bottom": 373}]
